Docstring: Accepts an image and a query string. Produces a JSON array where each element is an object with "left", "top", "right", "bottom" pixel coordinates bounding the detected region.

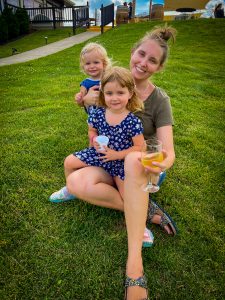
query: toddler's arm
[{"left": 75, "top": 86, "right": 87, "bottom": 107}]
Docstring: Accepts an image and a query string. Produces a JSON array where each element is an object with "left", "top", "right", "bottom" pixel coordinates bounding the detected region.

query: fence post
[
  {"left": 72, "top": 8, "right": 76, "bottom": 35},
  {"left": 85, "top": 4, "right": 90, "bottom": 28},
  {"left": 52, "top": 7, "right": 56, "bottom": 29},
  {"left": 112, "top": 3, "right": 115, "bottom": 28},
  {"left": 100, "top": 4, "right": 103, "bottom": 34}
]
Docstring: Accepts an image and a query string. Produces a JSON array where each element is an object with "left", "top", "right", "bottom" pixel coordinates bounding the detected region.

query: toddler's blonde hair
[
  {"left": 80, "top": 42, "right": 111, "bottom": 72},
  {"left": 99, "top": 66, "right": 143, "bottom": 113}
]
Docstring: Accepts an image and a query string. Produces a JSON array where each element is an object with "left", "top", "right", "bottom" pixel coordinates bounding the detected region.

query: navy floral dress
[{"left": 74, "top": 107, "right": 143, "bottom": 180}]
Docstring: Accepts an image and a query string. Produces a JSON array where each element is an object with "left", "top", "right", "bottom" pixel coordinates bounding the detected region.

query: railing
[
  {"left": 100, "top": 3, "right": 114, "bottom": 34},
  {"left": 4, "top": 3, "right": 90, "bottom": 33}
]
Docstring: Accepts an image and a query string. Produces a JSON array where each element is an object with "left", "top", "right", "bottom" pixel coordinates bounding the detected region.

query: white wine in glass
[{"left": 141, "top": 138, "right": 163, "bottom": 193}]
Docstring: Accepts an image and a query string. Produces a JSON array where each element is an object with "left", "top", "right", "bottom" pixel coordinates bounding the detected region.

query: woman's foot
[
  {"left": 147, "top": 199, "right": 178, "bottom": 235},
  {"left": 49, "top": 186, "right": 76, "bottom": 203},
  {"left": 125, "top": 275, "right": 149, "bottom": 300}
]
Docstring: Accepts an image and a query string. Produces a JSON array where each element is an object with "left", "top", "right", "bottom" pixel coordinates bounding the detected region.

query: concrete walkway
[{"left": 0, "top": 31, "right": 101, "bottom": 67}]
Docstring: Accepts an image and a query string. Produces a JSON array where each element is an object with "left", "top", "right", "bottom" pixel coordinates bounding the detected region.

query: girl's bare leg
[
  {"left": 124, "top": 152, "right": 149, "bottom": 300},
  {"left": 67, "top": 166, "right": 124, "bottom": 211},
  {"left": 64, "top": 154, "right": 87, "bottom": 178}
]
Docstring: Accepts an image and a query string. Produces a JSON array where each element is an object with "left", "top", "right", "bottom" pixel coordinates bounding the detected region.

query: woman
[{"left": 51, "top": 25, "right": 177, "bottom": 299}]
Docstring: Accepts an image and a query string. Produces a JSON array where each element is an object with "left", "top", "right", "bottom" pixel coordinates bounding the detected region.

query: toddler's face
[{"left": 83, "top": 51, "right": 104, "bottom": 79}]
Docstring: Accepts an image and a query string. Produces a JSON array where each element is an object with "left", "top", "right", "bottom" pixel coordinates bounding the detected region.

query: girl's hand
[
  {"left": 99, "top": 147, "right": 121, "bottom": 162},
  {"left": 140, "top": 150, "right": 168, "bottom": 175},
  {"left": 75, "top": 92, "right": 84, "bottom": 106}
]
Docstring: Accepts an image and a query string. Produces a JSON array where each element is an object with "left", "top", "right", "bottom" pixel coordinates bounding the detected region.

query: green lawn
[
  {"left": 0, "top": 19, "right": 225, "bottom": 299},
  {"left": 0, "top": 27, "right": 85, "bottom": 58}
]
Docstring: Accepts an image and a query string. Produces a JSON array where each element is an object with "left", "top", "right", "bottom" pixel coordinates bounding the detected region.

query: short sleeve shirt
[{"left": 135, "top": 86, "right": 173, "bottom": 140}]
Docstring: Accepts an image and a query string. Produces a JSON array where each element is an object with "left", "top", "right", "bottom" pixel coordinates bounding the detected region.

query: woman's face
[{"left": 130, "top": 39, "right": 163, "bottom": 81}]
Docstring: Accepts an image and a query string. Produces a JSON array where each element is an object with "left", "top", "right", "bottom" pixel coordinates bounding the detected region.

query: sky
[{"left": 74, "top": 0, "right": 165, "bottom": 17}]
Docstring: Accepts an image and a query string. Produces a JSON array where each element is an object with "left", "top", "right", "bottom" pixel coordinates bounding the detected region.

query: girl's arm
[
  {"left": 100, "top": 134, "right": 144, "bottom": 162},
  {"left": 75, "top": 86, "right": 87, "bottom": 107},
  {"left": 88, "top": 125, "right": 98, "bottom": 147}
]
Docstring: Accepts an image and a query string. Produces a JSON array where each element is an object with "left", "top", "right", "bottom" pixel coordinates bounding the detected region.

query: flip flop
[{"left": 147, "top": 199, "right": 178, "bottom": 236}]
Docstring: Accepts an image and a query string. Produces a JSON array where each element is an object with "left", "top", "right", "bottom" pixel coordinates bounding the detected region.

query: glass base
[{"left": 142, "top": 183, "right": 159, "bottom": 193}]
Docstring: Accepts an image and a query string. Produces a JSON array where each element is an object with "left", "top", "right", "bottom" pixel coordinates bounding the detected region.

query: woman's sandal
[
  {"left": 147, "top": 199, "right": 178, "bottom": 236},
  {"left": 124, "top": 275, "right": 149, "bottom": 300}
]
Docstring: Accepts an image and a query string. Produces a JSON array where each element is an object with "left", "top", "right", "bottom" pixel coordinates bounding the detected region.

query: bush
[
  {"left": 15, "top": 7, "right": 30, "bottom": 35},
  {"left": 2, "top": 6, "right": 19, "bottom": 39},
  {"left": 0, "top": 15, "right": 8, "bottom": 43}
]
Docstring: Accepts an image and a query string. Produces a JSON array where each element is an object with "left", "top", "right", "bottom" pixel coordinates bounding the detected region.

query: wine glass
[{"left": 141, "top": 138, "right": 163, "bottom": 193}]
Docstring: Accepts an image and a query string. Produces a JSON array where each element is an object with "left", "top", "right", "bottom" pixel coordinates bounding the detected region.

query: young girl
[
  {"left": 51, "top": 66, "right": 144, "bottom": 200},
  {"left": 75, "top": 42, "right": 111, "bottom": 113}
]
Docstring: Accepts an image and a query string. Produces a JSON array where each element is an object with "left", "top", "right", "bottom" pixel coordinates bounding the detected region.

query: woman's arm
[{"left": 155, "top": 125, "right": 175, "bottom": 171}]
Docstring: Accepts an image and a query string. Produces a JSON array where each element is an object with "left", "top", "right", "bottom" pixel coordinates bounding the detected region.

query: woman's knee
[
  {"left": 66, "top": 170, "right": 85, "bottom": 196},
  {"left": 66, "top": 167, "right": 114, "bottom": 196},
  {"left": 125, "top": 152, "right": 143, "bottom": 176}
]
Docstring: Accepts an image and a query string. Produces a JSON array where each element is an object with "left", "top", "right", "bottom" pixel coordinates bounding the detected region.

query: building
[
  {"left": 164, "top": 0, "right": 209, "bottom": 11},
  {"left": 1, "top": 0, "right": 75, "bottom": 12}
]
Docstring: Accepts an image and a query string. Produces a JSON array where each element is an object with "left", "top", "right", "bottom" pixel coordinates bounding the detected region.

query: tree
[{"left": 15, "top": 7, "right": 30, "bottom": 35}]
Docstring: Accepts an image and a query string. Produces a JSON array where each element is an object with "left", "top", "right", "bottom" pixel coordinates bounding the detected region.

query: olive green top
[{"left": 135, "top": 86, "right": 173, "bottom": 140}]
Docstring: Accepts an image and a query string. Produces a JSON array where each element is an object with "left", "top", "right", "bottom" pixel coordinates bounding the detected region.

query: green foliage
[
  {"left": 15, "top": 7, "right": 30, "bottom": 35},
  {"left": 0, "top": 27, "right": 85, "bottom": 58},
  {"left": 2, "top": 6, "right": 19, "bottom": 39},
  {"left": 0, "top": 19, "right": 225, "bottom": 299},
  {"left": 0, "top": 14, "right": 8, "bottom": 43}
]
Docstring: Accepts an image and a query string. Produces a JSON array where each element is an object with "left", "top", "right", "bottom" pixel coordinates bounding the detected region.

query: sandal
[
  {"left": 147, "top": 199, "right": 178, "bottom": 236},
  {"left": 124, "top": 275, "right": 149, "bottom": 300}
]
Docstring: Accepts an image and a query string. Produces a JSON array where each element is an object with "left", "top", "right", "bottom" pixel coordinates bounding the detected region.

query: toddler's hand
[{"left": 75, "top": 92, "right": 84, "bottom": 106}]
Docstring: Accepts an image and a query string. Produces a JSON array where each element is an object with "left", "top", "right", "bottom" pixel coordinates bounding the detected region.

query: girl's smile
[
  {"left": 103, "top": 81, "right": 133, "bottom": 113},
  {"left": 83, "top": 51, "right": 104, "bottom": 80}
]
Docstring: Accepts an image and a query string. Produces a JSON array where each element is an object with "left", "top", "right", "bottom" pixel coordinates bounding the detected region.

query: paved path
[{"left": 0, "top": 31, "right": 101, "bottom": 67}]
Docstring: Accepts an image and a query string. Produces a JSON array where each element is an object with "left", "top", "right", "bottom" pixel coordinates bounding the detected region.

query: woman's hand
[
  {"left": 140, "top": 150, "right": 168, "bottom": 175},
  {"left": 83, "top": 85, "right": 100, "bottom": 106}
]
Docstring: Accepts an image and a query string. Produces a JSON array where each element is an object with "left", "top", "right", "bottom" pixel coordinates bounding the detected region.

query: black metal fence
[
  {"left": 3, "top": 2, "right": 115, "bottom": 35},
  {"left": 100, "top": 3, "right": 114, "bottom": 34},
  {"left": 5, "top": 3, "right": 89, "bottom": 34}
]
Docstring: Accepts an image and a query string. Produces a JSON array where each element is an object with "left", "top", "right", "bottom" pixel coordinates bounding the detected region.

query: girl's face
[
  {"left": 83, "top": 50, "right": 104, "bottom": 79},
  {"left": 130, "top": 39, "right": 163, "bottom": 81},
  {"left": 103, "top": 80, "right": 133, "bottom": 113}
]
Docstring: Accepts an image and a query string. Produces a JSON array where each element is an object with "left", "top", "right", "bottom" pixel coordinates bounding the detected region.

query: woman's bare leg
[
  {"left": 124, "top": 152, "right": 149, "bottom": 300},
  {"left": 67, "top": 166, "right": 124, "bottom": 211}
]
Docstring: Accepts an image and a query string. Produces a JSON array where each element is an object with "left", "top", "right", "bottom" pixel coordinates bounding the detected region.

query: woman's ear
[{"left": 157, "top": 64, "right": 164, "bottom": 73}]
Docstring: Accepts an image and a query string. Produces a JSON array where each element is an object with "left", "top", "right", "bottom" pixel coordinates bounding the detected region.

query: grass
[
  {"left": 0, "top": 18, "right": 225, "bottom": 299},
  {"left": 0, "top": 27, "right": 85, "bottom": 58}
]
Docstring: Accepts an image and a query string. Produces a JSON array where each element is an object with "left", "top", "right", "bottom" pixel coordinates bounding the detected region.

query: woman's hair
[
  {"left": 99, "top": 66, "right": 143, "bottom": 113},
  {"left": 80, "top": 42, "right": 111, "bottom": 72},
  {"left": 132, "top": 24, "right": 177, "bottom": 66}
]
